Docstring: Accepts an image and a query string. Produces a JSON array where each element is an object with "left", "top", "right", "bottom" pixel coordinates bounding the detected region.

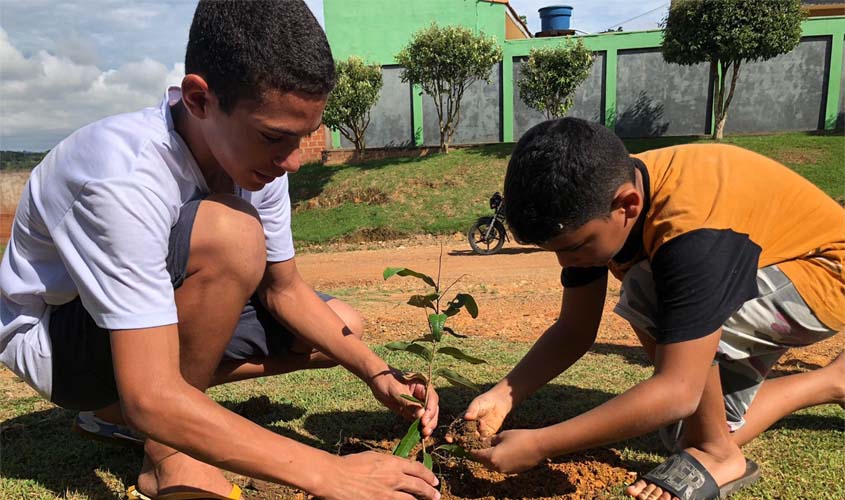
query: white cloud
[
  {"left": 0, "top": 0, "right": 659, "bottom": 151},
  {"left": 1, "top": 28, "right": 184, "bottom": 151},
  {"left": 0, "top": 0, "right": 196, "bottom": 71}
]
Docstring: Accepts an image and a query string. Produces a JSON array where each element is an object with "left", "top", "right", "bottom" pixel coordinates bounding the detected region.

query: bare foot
[
  {"left": 136, "top": 452, "right": 233, "bottom": 497},
  {"left": 626, "top": 442, "right": 747, "bottom": 500}
]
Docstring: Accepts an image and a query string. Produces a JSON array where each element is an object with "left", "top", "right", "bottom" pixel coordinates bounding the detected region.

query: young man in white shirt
[{"left": 0, "top": 1, "right": 441, "bottom": 499}]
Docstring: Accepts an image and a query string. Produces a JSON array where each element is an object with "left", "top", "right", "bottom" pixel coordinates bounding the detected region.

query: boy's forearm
[
  {"left": 533, "top": 329, "right": 721, "bottom": 459},
  {"left": 133, "top": 381, "right": 336, "bottom": 495},
  {"left": 533, "top": 375, "right": 690, "bottom": 458},
  {"left": 498, "top": 277, "right": 606, "bottom": 406},
  {"left": 496, "top": 319, "right": 595, "bottom": 406}
]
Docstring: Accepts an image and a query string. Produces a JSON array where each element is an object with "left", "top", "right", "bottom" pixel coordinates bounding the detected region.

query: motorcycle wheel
[{"left": 467, "top": 217, "right": 506, "bottom": 255}]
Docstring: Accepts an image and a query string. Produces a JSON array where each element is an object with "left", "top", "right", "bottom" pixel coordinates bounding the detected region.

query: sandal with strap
[
  {"left": 72, "top": 411, "right": 144, "bottom": 448},
  {"left": 637, "top": 450, "right": 760, "bottom": 500}
]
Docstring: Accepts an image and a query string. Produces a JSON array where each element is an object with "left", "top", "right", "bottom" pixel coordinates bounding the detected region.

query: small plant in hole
[{"left": 382, "top": 251, "right": 487, "bottom": 469}]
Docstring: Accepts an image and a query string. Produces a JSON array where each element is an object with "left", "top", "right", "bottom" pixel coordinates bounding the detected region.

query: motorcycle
[{"left": 467, "top": 192, "right": 509, "bottom": 255}]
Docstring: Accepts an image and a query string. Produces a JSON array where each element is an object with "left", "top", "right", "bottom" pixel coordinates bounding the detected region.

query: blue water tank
[{"left": 538, "top": 5, "right": 573, "bottom": 32}]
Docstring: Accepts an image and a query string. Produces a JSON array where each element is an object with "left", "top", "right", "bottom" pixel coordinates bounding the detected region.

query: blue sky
[{"left": 0, "top": 0, "right": 668, "bottom": 151}]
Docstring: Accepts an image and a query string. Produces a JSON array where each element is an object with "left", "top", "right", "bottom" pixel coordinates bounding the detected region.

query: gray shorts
[
  {"left": 48, "top": 199, "right": 332, "bottom": 410},
  {"left": 615, "top": 261, "right": 838, "bottom": 433}
]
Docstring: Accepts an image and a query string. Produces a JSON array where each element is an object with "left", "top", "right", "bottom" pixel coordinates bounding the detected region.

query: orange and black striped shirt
[{"left": 564, "top": 144, "right": 845, "bottom": 343}]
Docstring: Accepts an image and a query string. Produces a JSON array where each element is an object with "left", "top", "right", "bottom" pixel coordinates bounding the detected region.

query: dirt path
[
  {"left": 296, "top": 240, "right": 842, "bottom": 365},
  {"left": 297, "top": 240, "right": 575, "bottom": 343}
]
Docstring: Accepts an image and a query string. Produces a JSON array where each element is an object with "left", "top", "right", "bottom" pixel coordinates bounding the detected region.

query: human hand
[
  {"left": 463, "top": 387, "right": 513, "bottom": 437},
  {"left": 318, "top": 451, "right": 441, "bottom": 500},
  {"left": 369, "top": 367, "right": 440, "bottom": 437},
  {"left": 470, "top": 429, "right": 546, "bottom": 474}
]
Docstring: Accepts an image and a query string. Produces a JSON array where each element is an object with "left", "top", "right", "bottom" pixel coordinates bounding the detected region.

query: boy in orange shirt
[{"left": 466, "top": 118, "right": 844, "bottom": 500}]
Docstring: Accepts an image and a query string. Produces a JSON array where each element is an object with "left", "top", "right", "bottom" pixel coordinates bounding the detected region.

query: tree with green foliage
[
  {"left": 322, "top": 56, "right": 383, "bottom": 154},
  {"left": 397, "top": 23, "right": 502, "bottom": 153},
  {"left": 517, "top": 38, "right": 594, "bottom": 120},
  {"left": 662, "top": 0, "right": 804, "bottom": 140},
  {"left": 0, "top": 151, "right": 48, "bottom": 171}
]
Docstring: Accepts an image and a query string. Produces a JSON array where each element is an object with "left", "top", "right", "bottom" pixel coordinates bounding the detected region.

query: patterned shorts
[{"left": 615, "top": 261, "right": 839, "bottom": 432}]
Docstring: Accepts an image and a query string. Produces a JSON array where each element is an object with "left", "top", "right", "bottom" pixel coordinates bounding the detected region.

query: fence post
[
  {"left": 824, "top": 33, "right": 844, "bottom": 130},
  {"left": 502, "top": 52, "right": 514, "bottom": 143},
  {"left": 412, "top": 84, "right": 425, "bottom": 146},
  {"left": 604, "top": 48, "right": 618, "bottom": 130}
]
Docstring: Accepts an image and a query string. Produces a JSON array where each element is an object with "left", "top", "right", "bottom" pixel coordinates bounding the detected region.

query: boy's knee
[
  {"left": 328, "top": 299, "right": 365, "bottom": 340},
  {"left": 191, "top": 195, "right": 266, "bottom": 288}
]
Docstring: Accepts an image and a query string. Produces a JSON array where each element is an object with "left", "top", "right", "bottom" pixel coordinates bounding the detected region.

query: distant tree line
[{"left": 0, "top": 151, "right": 47, "bottom": 171}]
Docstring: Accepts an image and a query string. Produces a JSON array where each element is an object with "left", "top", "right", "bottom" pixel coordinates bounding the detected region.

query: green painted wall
[
  {"left": 323, "top": 3, "right": 845, "bottom": 146},
  {"left": 324, "top": 0, "right": 506, "bottom": 64}
]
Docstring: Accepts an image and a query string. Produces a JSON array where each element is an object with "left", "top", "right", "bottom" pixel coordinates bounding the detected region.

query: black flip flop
[
  {"left": 637, "top": 450, "right": 761, "bottom": 500},
  {"left": 718, "top": 459, "right": 760, "bottom": 498}
]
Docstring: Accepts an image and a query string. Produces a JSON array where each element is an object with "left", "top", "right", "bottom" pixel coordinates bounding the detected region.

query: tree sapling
[{"left": 382, "top": 254, "right": 488, "bottom": 468}]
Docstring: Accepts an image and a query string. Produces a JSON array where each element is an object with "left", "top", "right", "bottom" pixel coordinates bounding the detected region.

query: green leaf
[
  {"left": 442, "top": 326, "right": 468, "bottom": 339},
  {"left": 428, "top": 313, "right": 447, "bottom": 342},
  {"left": 436, "top": 346, "right": 486, "bottom": 365},
  {"left": 435, "top": 368, "right": 480, "bottom": 391},
  {"left": 434, "top": 444, "right": 473, "bottom": 459},
  {"left": 399, "top": 394, "right": 424, "bottom": 405},
  {"left": 423, "top": 452, "right": 433, "bottom": 470},
  {"left": 407, "top": 293, "right": 439, "bottom": 309},
  {"left": 393, "top": 418, "right": 422, "bottom": 458},
  {"left": 384, "top": 341, "right": 433, "bottom": 362},
  {"left": 383, "top": 267, "right": 436, "bottom": 288},
  {"left": 444, "top": 293, "right": 479, "bottom": 318}
]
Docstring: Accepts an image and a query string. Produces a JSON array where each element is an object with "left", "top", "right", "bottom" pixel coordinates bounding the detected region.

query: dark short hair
[
  {"left": 185, "top": 0, "right": 335, "bottom": 113},
  {"left": 504, "top": 118, "right": 634, "bottom": 244}
]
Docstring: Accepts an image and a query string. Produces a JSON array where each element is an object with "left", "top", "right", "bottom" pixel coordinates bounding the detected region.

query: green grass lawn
[
  {"left": 290, "top": 131, "right": 845, "bottom": 245},
  {"left": 1, "top": 130, "right": 843, "bottom": 498},
  {"left": 2, "top": 339, "right": 842, "bottom": 498}
]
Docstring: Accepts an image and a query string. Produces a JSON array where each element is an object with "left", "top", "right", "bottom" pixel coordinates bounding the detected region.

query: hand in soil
[
  {"left": 446, "top": 418, "right": 491, "bottom": 451},
  {"left": 469, "top": 428, "right": 547, "bottom": 474},
  {"left": 463, "top": 388, "right": 513, "bottom": 437},
  {"left": 368, "top": 367, "right": 440, "bottom": 436},
  {"left": 321, "top": 451, "right": 441, "bottom": 500}
]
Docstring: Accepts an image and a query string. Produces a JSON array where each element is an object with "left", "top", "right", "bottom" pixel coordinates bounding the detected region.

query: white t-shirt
[{"left": 0, "top": 87, "right": 295, "bottom": 400}]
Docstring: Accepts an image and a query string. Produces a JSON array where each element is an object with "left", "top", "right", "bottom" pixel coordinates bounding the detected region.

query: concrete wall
[
  {"left": 512, "top": 52, "right": 605, "bottom": 139},
  {"left": 423, "top": 64, "right": 502, "bottom": 146},
  {"left": 724, "top": 37, "right": 829, "bottom": 133},
  {"left": 340, "top": 66, "right": 414, "bottom": 149},
  {"left": 615, "top": 49, "right": 712, "bottom": 137}
]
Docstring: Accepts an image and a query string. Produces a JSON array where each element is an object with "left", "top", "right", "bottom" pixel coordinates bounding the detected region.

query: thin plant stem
[
  {"left": 439, "top": 274, "right": 468, "bottom": 299},
  {"left": 422, "top": 245, "right": 444, "bottom": 459}
]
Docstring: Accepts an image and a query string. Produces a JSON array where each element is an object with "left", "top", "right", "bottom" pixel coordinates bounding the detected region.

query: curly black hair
[
  {"left": 504, "top": 118, "right": 634, "bottom": 244},
  {"left": 185, "top": 0, "right": 335, "bottom": 113}
]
